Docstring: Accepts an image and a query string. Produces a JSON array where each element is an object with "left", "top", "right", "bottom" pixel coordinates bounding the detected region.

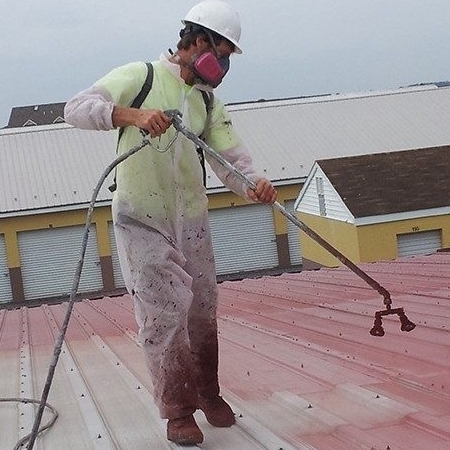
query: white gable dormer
[
  {"left": 294, "top": 162, "right": 355, "bottom": 224},
  {"left": 23, "top": 119, "right": 38, "bottom": 127}
]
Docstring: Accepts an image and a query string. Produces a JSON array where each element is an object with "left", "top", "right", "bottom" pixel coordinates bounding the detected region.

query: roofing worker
[{"left": 64, "top": 0, "right": 277, "bottom": 445}]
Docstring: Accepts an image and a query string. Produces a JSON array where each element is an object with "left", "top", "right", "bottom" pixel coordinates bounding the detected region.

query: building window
[{"left": 316, "top": 177, "right": 326, "bottom": 216}]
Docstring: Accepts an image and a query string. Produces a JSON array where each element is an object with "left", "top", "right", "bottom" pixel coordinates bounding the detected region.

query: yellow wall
[
  {"left": 298, "top": 211, "right": 450, "bottom": 267},
  {"left": 357, "top": 214, "right": 450, "bottom": 262},
  {"left": 0, "top": 206, "right": 113, "bottom": 267},
  {"left": 298, "top": 213, "right": 359, "bottom": 267},
  {"left": 0, "top": 183, "right": 303, "bottom": 269}
]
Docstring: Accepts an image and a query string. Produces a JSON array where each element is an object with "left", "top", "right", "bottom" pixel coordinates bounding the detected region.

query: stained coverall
[{"left": 64, "top": 53, "right": 259, "bottom": 419}]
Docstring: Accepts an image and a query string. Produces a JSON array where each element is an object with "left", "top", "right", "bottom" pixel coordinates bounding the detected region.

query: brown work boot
[
  {"left": 167, "top": 415, "right": 204, "bottom": 445},
  {"left": 198, "top": 395, "right": 235, "bottom": 427}
]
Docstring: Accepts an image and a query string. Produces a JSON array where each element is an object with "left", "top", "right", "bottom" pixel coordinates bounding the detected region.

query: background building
[
  {"left": 295, "top": 146, "right": 450, "bottom": 267},
  {"left": 2, "top": 84, "right": 450, "bottom": 306},
  {"left": 0, "top": 122, "right": 302, "bottom": 306},
  {"left": 3, "top": 102, "right": 65, "bottom": 128}
]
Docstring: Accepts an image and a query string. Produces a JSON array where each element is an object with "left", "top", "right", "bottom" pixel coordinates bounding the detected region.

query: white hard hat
[{"left": 182, "top": 0, "right": 242, "bottom": 54}]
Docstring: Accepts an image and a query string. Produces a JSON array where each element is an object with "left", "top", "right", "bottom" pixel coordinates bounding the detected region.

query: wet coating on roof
[{"left": 0, "top": 252, "right": 449, "bottom": 449}]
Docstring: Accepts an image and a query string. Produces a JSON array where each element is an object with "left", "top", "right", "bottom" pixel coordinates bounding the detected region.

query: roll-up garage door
[
  {"left": 18, "top": 225, "right": 103, "bottom": 302},
  {"left": 108, "top": 222, "right": 125, "bottom": 289},
  {"left": 397, "top": 229, "right": 442, "bottom": 258},
  {"left": 285, "top": 200, "right": 302, "bottom": 266},
  {"left": 0, "top": 235, "right": 13, "bottom": 304},
  {"left": 208, "top": 204, "right": 278, "bottom": 275}
]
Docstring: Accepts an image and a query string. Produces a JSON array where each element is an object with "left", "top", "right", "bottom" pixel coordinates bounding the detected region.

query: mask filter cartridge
[{"left": 193, "top": 52, "right": 229, "bottom": 87}]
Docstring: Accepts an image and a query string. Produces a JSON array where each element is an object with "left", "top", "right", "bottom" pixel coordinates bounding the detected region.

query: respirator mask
[
  {"left": 192, "top": 51, "right": 230, "bottom": 88},
  {"left": 179, "top": 24, "right": 231, "bottom": 88}
]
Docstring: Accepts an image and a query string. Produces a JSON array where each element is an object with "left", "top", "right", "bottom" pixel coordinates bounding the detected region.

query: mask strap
[{"left": 204, "top": 30, "right": 221, "bottom": 57}]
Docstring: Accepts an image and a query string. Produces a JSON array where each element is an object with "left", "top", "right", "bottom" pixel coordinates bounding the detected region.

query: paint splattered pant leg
[
  {"left": 113, "top": 213, "right": 219, "bottom": 419},
  {"left": 181, "top": 218, "right": 220, "bottom": 401}
]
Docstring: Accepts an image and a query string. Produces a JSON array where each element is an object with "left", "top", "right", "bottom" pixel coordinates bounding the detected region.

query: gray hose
[
  {"left": 0, "top": 398, "right": 58, "bottom": 450},
  {"left": 22, "top": 136, "right": 151, "bottom": 450}
]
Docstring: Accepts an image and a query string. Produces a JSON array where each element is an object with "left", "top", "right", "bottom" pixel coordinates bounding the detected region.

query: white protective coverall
[{"left": 64, "top": 53, "right": 259, "bottom": 419}]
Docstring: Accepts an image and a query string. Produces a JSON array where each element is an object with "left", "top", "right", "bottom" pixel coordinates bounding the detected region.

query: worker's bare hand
[
  {"left": 247, "top": 178, "right": 277, "bottom": 204},
  {"left": 136, "top": 109, "right": 172, "bottom": 137}
]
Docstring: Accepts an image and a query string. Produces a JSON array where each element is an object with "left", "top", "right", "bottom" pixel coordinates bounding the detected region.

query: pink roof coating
[{"left": 1, "top": 252, "right": 449, "bottom": 449}]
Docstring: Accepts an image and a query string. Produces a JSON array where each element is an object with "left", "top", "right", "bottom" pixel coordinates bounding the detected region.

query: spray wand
[{"left": 164, "top": 109, "right": 416, "bottom": 337}]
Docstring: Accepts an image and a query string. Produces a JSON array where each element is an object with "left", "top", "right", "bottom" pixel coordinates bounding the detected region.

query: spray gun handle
[
  {"left": 165, "top": 109, "right": 183, "bottom": 124},
  {"left": 137, "top": 110, "right": 183, "bottom": 139}
]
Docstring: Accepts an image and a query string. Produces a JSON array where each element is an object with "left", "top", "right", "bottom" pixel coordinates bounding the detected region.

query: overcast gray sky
[{"left": 1, "top": 0, "right": 450, "bottom": 127}]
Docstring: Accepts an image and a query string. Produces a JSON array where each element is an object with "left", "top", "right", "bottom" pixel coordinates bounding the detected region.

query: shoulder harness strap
[
  {"left": 117, "top": 62, "right": 154, "bottom": 142},
  {"left": 109, "top": 62, "right": 154, "bottom": 192}
]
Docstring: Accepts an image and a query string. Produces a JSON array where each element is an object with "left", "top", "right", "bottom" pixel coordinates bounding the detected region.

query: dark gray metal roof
[
  {"left": 5, "top": 102, "right": 65, "bottom": 128},
  {"left": 317, "top": 145, "right": 450, "bottom": 217}
]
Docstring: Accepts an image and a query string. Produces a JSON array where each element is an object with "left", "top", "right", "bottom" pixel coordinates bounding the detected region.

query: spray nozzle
[{"left": 369, "top": 308, "right": 416, "bottom": 337}]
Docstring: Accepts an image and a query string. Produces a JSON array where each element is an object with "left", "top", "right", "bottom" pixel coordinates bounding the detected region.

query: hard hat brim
[{"left": 181, "top": 19, "right": 242, "bottom": 54}]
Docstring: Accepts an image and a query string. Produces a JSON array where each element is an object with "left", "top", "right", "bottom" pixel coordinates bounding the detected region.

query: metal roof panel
[
  {"left": 2, "top": 86, "right": 450, "bottom": 215},
  {"left": 1, "top": 252, "right": 449, "bottom": 449},
  {"left": 0, "top": 124, "right": 116, "bottom": 214}
]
